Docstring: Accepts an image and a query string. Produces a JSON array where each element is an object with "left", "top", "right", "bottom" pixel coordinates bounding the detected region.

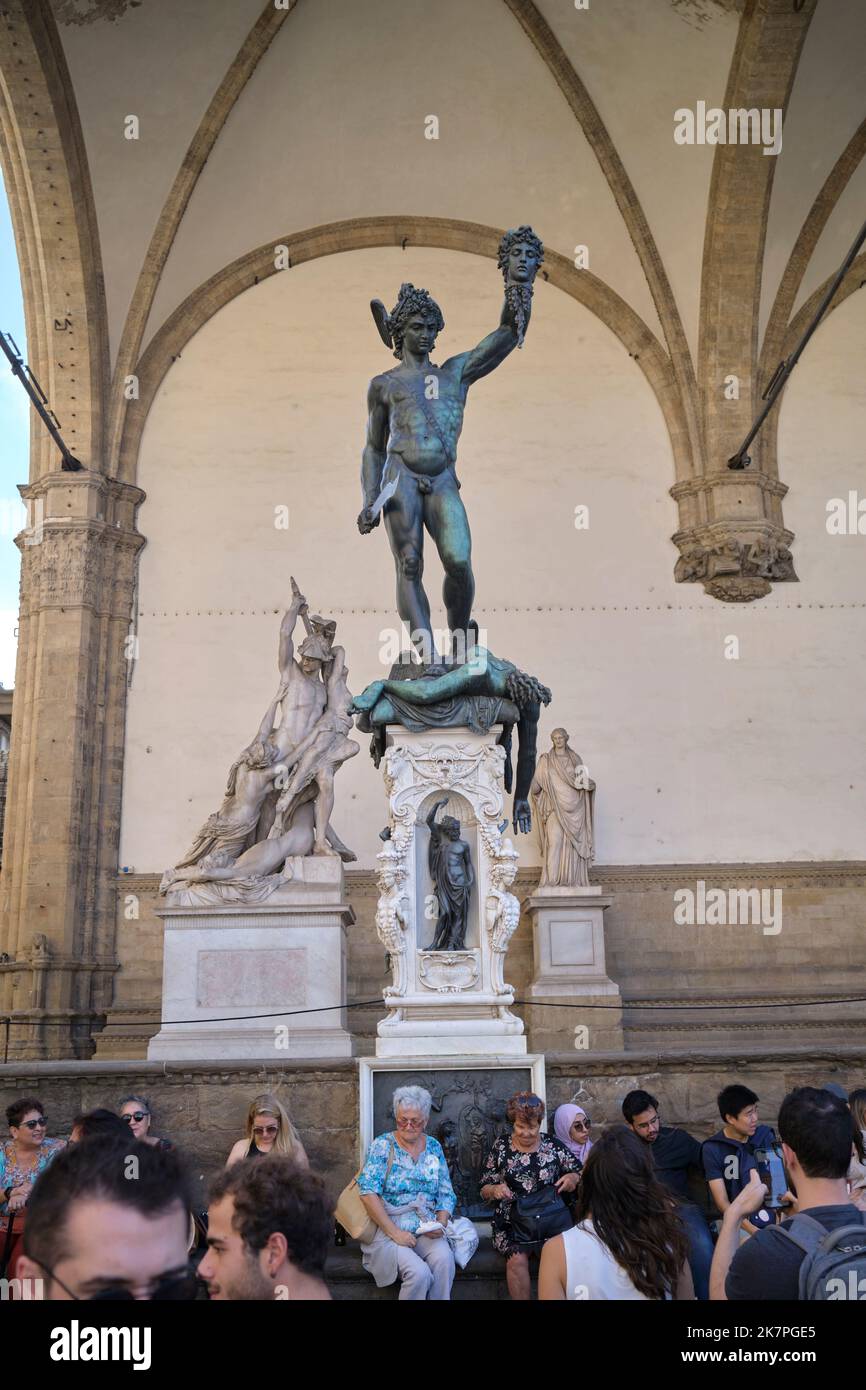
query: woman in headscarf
[{"left": 554, "top": 1104, "right": 593, "bottom": 1166}]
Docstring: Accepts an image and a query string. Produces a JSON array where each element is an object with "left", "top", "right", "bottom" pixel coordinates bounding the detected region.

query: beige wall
[{"left": 120, "top": 248, "right": 866, "bottom": 874}]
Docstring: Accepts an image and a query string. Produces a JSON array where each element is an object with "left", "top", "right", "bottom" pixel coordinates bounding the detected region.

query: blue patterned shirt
[
  {"left": 358, "top": 1132, "right": 456, "bottom": 1233},
  {"left": 0, "top": 1137, "right": 65, "bottom": 1215}
]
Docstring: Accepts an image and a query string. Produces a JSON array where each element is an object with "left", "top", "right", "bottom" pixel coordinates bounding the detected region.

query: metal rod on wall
[
  {"left": 0, "top": 330, "right": 83, "bottom": 472},
  {"left": 728, "top": 214, "right": 866, "bottom": 469}
]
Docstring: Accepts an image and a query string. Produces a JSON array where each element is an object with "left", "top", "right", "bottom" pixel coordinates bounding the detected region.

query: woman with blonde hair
[{"left": 226, "top": 1093, "right": 308, "bottom": 1168}]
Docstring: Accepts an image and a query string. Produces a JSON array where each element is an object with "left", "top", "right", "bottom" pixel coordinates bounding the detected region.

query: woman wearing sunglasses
[
  {"left": 226, "top": 1092, "right": 308, "bottom": 1168},
  {"left": 553, "top": 1103, "right": 593, "bottom": 1165},
  {"left": 118, "top": 1095, "right": 173, "bottom": 1150},
  {"left": 1, "top": 1098, "right": 66, "bottom": 1278}
]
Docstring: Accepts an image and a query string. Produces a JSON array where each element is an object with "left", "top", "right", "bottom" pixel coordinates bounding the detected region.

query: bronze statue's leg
[
  {"left": 383, "top": 474, "right": 433, "bottom": 654},
  {"left": 424, "top": 480, "right": 474, "bottom": 651}
]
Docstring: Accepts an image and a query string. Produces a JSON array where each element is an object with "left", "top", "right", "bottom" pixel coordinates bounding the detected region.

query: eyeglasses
[
  {"left": 396, "top": 1117, "right": 424, "bottom": 1128},
  {"left": 122, "top": 1112, "right": 148, "bottom": 1125},
  {"left": 253, "top": 1125, "right": 279, "bottom": 1137},
  {"left": 20, "top": 1118, "right": 47, "bottom": 1130},
  {"left": 34, "top": 1261, "right": 200, "bottom": 1302},
  {"left": 571, "top": 1120, "right": 591, "bottom": 1132}
]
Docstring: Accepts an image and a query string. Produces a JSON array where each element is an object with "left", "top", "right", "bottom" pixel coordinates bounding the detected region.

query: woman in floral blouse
[
  {"left": 481, "top": 1090, "right": 581, "bottom": 1300},
  {"left": 1, "top": 1097, "right": 65, "bottom": 1277},
  {"left": 358, "top": 1085, "right": 457, "bottom": 1300}
]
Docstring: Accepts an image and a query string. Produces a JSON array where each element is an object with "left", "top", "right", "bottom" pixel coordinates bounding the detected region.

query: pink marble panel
[{"left": 196, "top": 949, "right": 307, "bottom": 1009}]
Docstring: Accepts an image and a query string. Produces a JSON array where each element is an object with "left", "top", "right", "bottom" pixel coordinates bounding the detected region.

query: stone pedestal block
[
  {"left": 147, "top": 858, "right": 354, "bottom": 1061},
  {"left": 524, "top": 886, "right": 623, "bottom": 1052}
]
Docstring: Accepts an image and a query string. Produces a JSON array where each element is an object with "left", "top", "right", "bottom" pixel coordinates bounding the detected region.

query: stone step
[{"left": 325, "top": 1234, "right": 534, "bottom": 1301}]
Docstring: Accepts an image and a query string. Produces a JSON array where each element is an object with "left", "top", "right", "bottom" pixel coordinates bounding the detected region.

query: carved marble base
[
  {"left": 374, "top": 726, "right": 526, "bottom": 1058},
  {"left": 524, "top": 886, "right": 624, "bottom": 1052},
  {"left": 147, "top": 858, "right": 354, "bottom": 1061}
]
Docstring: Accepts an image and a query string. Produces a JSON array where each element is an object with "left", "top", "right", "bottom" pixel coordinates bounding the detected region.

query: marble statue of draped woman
[{"left": 530, "top": 728, "right": 595, "bottom": 887}]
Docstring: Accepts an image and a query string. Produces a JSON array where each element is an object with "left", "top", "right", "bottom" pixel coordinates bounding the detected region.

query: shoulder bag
[{"left": 335, "top": 1136, "right": 397, "bottom": 1244}]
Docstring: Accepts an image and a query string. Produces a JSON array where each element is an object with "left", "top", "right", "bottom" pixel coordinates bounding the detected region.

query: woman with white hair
[{"left": 357, "top": 1085, "right": 457, "bottom": 1299}]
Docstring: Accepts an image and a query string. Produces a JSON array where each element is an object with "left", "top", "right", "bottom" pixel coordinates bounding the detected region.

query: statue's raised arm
[
  {"left": 450, "top": 226, "right": 544, "bottom": 386},
  {"left": 278, "top": 577, "right": 309, "bottom": 676},
  {"left": 426, "top": 795, "right": 450, "bottom": 833}
]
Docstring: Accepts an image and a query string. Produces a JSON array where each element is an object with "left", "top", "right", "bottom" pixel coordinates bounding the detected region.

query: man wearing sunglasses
[{"left": 16, "top": 1134, "right": 197, "bottom": 1300}]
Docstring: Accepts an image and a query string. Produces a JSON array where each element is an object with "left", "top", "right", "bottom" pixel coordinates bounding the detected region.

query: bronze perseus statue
[{"left": 357, "top": 226, "right": 544, "bottom": 666}]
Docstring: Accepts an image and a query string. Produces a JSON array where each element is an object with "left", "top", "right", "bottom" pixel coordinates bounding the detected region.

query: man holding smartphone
[{"left": 711, "top": 1087, "right": 865, "bottom": 1300}]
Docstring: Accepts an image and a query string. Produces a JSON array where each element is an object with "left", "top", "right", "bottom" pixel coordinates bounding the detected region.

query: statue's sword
[
  {"left": 289, "top": 574, "right": 312, "bottom": 635},
  {"left": 369, "top": 463, "right": 399, "bottom": 519}
]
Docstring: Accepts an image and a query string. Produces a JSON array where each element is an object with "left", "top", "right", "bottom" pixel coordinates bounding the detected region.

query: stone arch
[
  {"left": 0, "top": 0, "right": 107, "bottom": 475},
  {"left": 106, "top": 0, "right": 294, "bottom": 468},
  {"left": 117, "top": 214, "right": 690, "bottom": 488},
  {"left": 502, "top": 0, "right": 702, "bottom": 470}
]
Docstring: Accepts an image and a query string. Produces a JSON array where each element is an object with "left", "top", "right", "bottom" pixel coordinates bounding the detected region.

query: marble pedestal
[
  {"left": 524, "top": 886, "right": 624, "bottom": 1052},
  {"left": 374, "top": 726, "right": 526, "bottom": 1058},
  {"left": 147, "top": 858, "right": 354, "bottom": 1061}
]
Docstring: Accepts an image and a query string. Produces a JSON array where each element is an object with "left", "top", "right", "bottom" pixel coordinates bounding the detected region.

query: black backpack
[{"left": 779, "top": 1210, "right": 866, "bottom": 1300}]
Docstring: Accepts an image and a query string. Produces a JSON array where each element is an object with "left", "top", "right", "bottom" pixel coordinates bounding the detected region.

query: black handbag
[{"left": 508, "top": 1169, "right": 573, "bottom": 1251}]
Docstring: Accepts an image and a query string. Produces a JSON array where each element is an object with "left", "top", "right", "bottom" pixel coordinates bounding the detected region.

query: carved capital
[
  {"left": 673, "top": 524, "right": 797, "bottom": 602},
  {"left": 670, "top": 470, "right": 796, "bottom": 602},
  {"left": 16, "top": 472, "right": 145, "bottom": 616}
]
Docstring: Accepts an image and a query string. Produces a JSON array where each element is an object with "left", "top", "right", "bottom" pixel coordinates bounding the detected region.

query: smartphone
[{"left": 754, "top": 1142, "right": 791, "bottom": 1211}]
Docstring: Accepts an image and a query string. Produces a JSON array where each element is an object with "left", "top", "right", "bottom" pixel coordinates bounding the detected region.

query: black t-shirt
[
  {"left": 649, "top": 1127, "right": 704, "bottom": 1204},
  {"left": 726, "top": 1204, "right": 863, "bottom": 1301},
  {"left": 701, "top": 1124, "right": 776, "bottom": 1230}
]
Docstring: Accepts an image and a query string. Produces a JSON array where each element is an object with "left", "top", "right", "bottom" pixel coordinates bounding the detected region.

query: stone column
[
  {"left": 669, "top": 0, "right": 816, "bottom": 602},
  {"left": 0, "top": 470, "right": 145, "bottom": 1059}
]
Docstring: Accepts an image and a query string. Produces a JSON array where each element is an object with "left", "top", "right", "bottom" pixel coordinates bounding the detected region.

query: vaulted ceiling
[{"left": 1, "top": 0, "right": 864, "bottom": 598}]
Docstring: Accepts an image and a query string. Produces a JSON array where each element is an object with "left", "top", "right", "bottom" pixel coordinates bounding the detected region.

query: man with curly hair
[
  {"left": 199, "top": 1157, "right": 333, "bottom": 1301},
  {"left": 358, "top": 227, "right": 544, "bottom": 667}
]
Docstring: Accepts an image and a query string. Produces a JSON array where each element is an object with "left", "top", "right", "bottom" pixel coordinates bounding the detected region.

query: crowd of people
[{"left": 1, "top": 1081, "right": 864, "bottom": 1301}]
